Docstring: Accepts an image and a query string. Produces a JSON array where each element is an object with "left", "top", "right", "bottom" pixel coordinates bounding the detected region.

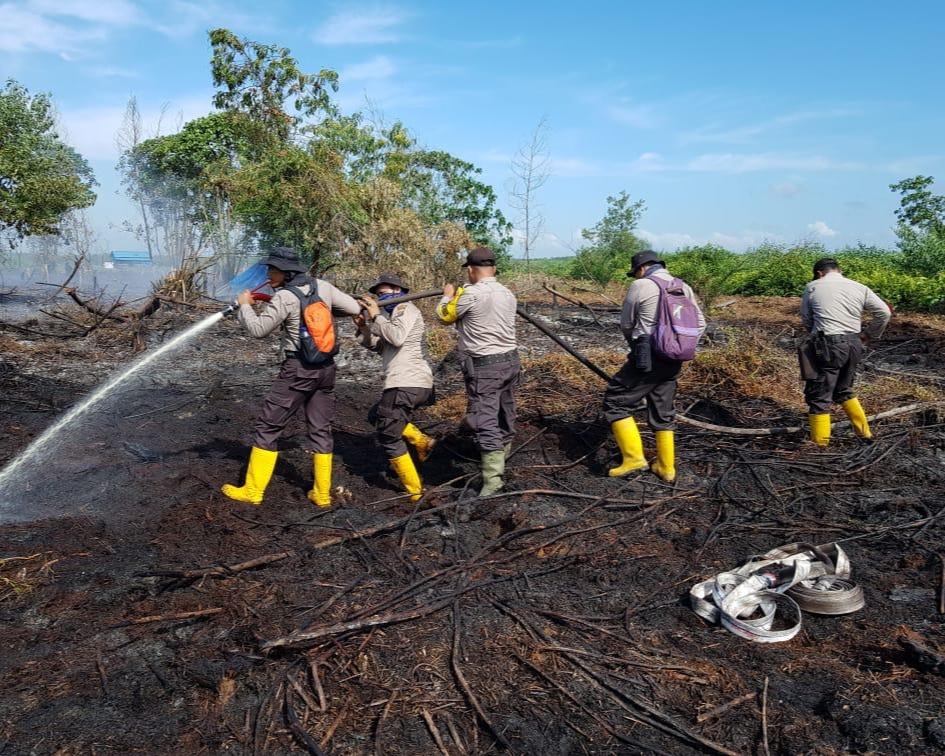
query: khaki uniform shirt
[
  {"left": 620, "top": 268, "right": 706, "bottom": 341},
  {"left": 438, "top": 277, "right": 517, "bottom": 357},
  {"left": 361, "top": 301, "right": 434, "bottom": 390},
  {"left": 800, "top": 272, "right": 891, "bottom": 338},
  {"left": 239, "top": 279, "right": 361, "bottom": 353}
]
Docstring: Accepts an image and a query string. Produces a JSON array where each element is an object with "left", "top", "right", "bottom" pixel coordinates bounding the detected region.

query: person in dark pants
[
  {"left": 356, "top": 273, "right": 436, "bottom": 502},
  {"left": 221, "top": 247, "right": 361, "bottom": 507},
  {"left": 437, "top": 247, "right": 519, "bottom": 497},
  {"left": 602, "top": 250, "right": 705, "bottom": 483},
  {"left": 800, "top": 258, "right": 891, "bottom": 446}
]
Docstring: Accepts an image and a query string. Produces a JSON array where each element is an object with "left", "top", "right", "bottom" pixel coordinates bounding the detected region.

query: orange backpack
[{"left": 286, "top": 279, "right": 338, "bottom": 365}]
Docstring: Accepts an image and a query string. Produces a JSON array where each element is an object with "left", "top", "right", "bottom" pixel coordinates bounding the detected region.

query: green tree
[
  {"left": 890, "top": 175, "right": 945, "bottom": 236},
  {"left": 570, "top": 191, "right": 647, "bottom": 285},
  {"left": 209, "top": 28, "right": 339, "bottom": 142},
  {"left": 0, "top": 80, "right": 96, "bottom": 244},
  {"left": 890, "top": 176, "right": 945, "bottom": 275}
]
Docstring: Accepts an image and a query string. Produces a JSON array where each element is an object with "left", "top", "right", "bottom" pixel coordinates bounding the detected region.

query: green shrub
[{"left": 663, "top": 244, "right": 742, "bottom": 309}]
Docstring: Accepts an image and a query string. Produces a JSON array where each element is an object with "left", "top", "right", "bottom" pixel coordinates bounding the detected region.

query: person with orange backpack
[{"left": 221, "top": 247, "right": 361, "bottom": 508}]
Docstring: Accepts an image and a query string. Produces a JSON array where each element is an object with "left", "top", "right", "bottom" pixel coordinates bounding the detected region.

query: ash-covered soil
[{"left": 1, "top": 290, "right": 945, "bottom": 755}]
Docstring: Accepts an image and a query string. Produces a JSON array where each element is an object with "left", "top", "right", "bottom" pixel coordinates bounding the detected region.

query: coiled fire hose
[{"left": 689, "top": 542, "right": 865, "bottom": 643}]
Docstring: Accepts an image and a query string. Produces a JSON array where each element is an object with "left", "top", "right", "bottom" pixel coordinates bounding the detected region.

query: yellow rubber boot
[
  {"left": 650, "top": 430, "right": 676, "bottom": 483},
  {"left": 390, "top": 453, "right": 423, "bottom": 502},
  {"left": 402, "top": 423, "right": 436, "bottom": 463},
  {"left": 809, "top": 414, "right": 831, "bottom": 447},
  {"left": 608, "top": 417, "right": 648, "bottom": 477},
  {"left": 842, "top": 398, "right": 872, "bottom": 439},
  {"left": 221, "top": 447, "right": 278, "bottom": 505},
  {"left": 308, "top": 453, "right": 333, "bottom": 508}
]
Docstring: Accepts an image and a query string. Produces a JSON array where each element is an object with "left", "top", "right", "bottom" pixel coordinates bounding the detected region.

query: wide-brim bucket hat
[
  {"left": 368, "top": 272, "right": 409, "bottom": 295},
  {"left": 261, "top": 246, "right": 308, "bottom": 273}
]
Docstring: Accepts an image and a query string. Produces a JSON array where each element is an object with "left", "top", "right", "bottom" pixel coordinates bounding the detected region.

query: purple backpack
[{"left": 650, "top": 275, "right": 701, "bottom": 361}]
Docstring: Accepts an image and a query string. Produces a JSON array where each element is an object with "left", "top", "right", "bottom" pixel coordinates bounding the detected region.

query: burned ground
[{"left": 1, "top": 290, "right": 945, "bottom": 755}]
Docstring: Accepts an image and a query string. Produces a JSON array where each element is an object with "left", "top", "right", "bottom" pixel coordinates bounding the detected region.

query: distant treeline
[{"left": 511, "top": 238, "right": 945, "bottom": 313}]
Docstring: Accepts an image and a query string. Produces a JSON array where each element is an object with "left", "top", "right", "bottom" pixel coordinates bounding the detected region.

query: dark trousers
[
  {"left": 464, "top": 356, "right": 521, "bottom": 452},
  {"left": 804, "top": 336, "right": 863, "bottom": 414},
  {"left": 252, "top": 358, "right": 336, "bottom": 453},
  {"left": 602, "top": 356, "right": 682, "bottom": 430},
  {"left": 368, "top": 387, "right": 435, "bottom": 457}
]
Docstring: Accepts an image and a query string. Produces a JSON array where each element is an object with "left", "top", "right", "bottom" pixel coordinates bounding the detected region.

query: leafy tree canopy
[{"left": 0, "top": 80, "right": 96, "bottom": 243}]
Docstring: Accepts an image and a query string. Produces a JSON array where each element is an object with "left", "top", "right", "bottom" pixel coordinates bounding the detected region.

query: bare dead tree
[
  {"left": 509, "top": 117, "right": 551, "bottom": 276},
  {"left": 116, "top": 97, "right": 156, "bottom": 261}
]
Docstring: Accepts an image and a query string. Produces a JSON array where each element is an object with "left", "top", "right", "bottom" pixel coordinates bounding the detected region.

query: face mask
[{"left": 377, "top": 291, "right": 399, "bottom": 315}]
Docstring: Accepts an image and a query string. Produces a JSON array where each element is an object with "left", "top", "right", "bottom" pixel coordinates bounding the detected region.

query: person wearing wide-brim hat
[
  {"left": 354, "top": 273, "right": 437, "bottom": 503},
  {"left": 601, "top": 249, "right": 706, "bottom": 483},
  {"left": 221, "top": 246, "right": 361, "bottom": 508},
  {"left": 437, "top": 246, "right": 520, "bottom": 498}
]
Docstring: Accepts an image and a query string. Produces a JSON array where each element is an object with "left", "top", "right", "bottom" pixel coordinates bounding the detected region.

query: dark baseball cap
[
  {"left": 812, "top": 258, "right": 840, "bottom": 279},
  {"left": 627, "top": 250, "right": 664, "bottom": 276},
  {"left": 461, "top": 246, "right": 497, "bottom": 268},
  {"left": 368, "top": 272, "right": 409, "bottom": 294}
]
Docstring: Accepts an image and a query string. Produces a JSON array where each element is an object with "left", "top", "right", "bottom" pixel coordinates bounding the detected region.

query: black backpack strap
[{"left": 285, "top": 279, "right": 323, "bottom": 304}]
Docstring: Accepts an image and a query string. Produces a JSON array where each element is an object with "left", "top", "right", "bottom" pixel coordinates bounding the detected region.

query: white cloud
[
  {"left": 607, "top": 103, "right": 659, "bottom": 129},
  {"left": 638, "top": 229, "right": 699, "bottom": 249},
  {"left": 808, "top": 220, "right": 838, "bottom": 237},
  {"left": 0, "top": 3, "right": 105, "bottom": 54},
  {"left": 476, "top": 148, "right": 513, "bottom": 164},
  {"left": 150, "top": 1, "right": 263, "bottom": 38},
  {"left": 58, "top": 94, "right": 212, "bottom": 162},
  {"left": 341, "top": 55, "right": 396, "bottom": 82},
  {"left": 682, "top": 108, "right": 861, "bottom": 145},
  {"left": 314, "top": 7, "right": 408, "bottom": 45},
  {"left": 771, "top": 180, "right": 804, "bottom": 197},
  {"left": 456, "top": 35, "right": 522, "bottom": 50},
  {"left": 86, "top": 64, "right": 138, "bottom": 78},
  {"left": 626, "top": 151, "right": 667, "bottom": 172},
  {"left": 686, "top": 153, "right": 857, "bottom": 173},
  {"left": 548, "top": 157, "right": 600, "bottom": 177},
  {"left": 27, "top": 0, "right": 141, "bottom": 25}
]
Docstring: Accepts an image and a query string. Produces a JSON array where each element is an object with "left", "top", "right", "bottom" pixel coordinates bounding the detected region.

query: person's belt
[
  {"left": 470, "top": 350, "right": 518, "bottom": 366},
  {"left": 284, "top": 351, "right": 334, "bottom": 365},
  {"left": 820, "top": 332, "right": 860, "bottom": 343}
]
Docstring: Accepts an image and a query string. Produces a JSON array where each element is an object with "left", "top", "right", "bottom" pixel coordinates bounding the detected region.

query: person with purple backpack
[{"left": 602, "top": 250, "right": 706, "bottom": 483}]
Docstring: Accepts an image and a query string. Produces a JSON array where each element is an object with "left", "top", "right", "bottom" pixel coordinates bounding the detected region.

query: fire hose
[
  {"left": 513, "top": 307, "right": 944, "bottom": 436},
  {"left": 223, "top": 289, "right": 941, "bottom": 434},
  {"left": 689, "top": 542, "right": 865, "bottom": 643}
]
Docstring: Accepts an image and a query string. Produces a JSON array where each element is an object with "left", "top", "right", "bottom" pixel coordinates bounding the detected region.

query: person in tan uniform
[
  {"left": 800, "top": 258, "right": 891, "bottom": 446},
  {"left": 437, "top": 246, "right": 519, "bottom": 497},
  {"left": 603, "top": 250, "right": 705, "bottom": 483},
  {"left": 356, "top": 273, "right": 437, "bottom": 502},
  {"left": 221, "top": 247, "right": 361, "bottom": 508}
]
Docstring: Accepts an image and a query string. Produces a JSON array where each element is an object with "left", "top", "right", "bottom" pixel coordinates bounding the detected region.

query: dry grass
[
  {"left": 681, "top": 328, "right": 805, "bottom": 409},
  {"left": 423, "top": 324, "right": 943, "bottom": 428},
  {"left": 0, "top": 553, "right": 58, "bottom": 604},
  {"left": 424, "top": 324, "right": 456, "bottom": 362}
]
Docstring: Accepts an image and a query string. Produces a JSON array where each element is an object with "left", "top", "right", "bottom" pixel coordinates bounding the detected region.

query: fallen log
[
  {"left": 110, "top": 607, "right": 223, "bottom": 628},
  {"left": 542, "top": 283, "right": 606, "bottom": 328},
  {"left": 136, "top": 551, "right": 293, "bottom": 580},
  {"left": 696, "top": 692, "right": 758, "bottom": 724}
]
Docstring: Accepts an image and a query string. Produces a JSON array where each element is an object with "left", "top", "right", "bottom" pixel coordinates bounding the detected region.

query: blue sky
[{"left": 2, "top": 0, "right": 944, "bottom": 256}]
